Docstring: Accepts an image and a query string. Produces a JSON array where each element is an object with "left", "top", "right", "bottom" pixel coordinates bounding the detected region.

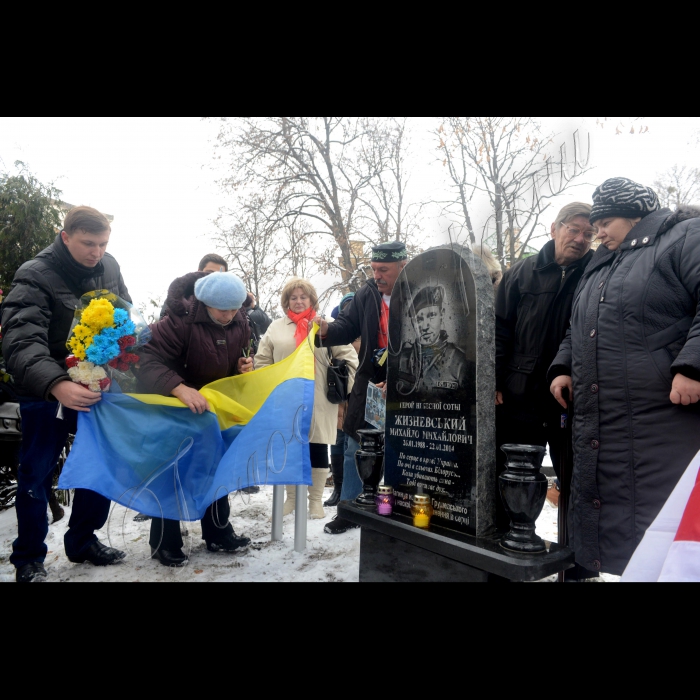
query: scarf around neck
[{"left": 287, "top": 307, "right": 316, "bottom": 347}]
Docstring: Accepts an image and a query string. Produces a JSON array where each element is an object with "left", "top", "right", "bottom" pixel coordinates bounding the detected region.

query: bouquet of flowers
[{"left": 66, "top": 291, "right": 151, "bottom": 393}]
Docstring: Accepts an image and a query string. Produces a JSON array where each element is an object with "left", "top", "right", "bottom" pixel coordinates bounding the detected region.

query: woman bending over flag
[{"left": 134, "top": 270, "right": 254, "bottom": 567}]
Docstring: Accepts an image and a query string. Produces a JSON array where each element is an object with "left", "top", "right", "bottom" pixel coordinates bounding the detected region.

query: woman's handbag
[{"left": 326, "top": 347, "right": 350, "bottom": 405}]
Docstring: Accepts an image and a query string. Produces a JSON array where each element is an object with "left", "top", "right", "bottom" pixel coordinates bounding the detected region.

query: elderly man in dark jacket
[
  {"left": 496, "top": 203, "right": 595, "bottom": 510},
  {"left": 1, "top": 206, "right": 131, "bottom": 583},
  {"left": 550, "top": 179, "right": 700, "bottom": 577},
  {"left": 315, "top": 241, "right": 408, "bottom": 535}
]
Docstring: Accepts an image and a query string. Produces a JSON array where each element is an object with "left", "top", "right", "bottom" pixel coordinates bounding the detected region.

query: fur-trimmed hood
[
  {"left": 659, "top": 205, "right": 700, "bottom": 236},
  {"left": 165, "top": 272, "right": 209, "bottom": 317}
]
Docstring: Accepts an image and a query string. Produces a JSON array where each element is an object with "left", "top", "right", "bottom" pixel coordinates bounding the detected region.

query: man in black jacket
[
  {"left": 243, "top": 293, "right": 272, "bottom": 350},
  {"left": 496, "top": 203, "right": 595, "bottom": 525},
  {"left": 1, "top": 206, "right": 131, "bottom": 583},
  {"left": 315, "top": 241, "right": 408, "bottom": 535}
]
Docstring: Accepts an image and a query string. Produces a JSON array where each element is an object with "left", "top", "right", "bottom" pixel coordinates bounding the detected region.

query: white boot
[
  {"left": 309, "top": 469, "right": 330, "bottom": 520},
  {"left": 283, "top": 485, "right": 296, "bottom": 517}
]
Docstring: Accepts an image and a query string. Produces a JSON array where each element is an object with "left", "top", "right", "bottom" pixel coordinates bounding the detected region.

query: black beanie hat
[{"left": 590, "top": 178, "right": 661, "bottom": 225}]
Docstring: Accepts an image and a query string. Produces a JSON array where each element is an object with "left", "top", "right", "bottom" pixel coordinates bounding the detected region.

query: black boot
[
  {"left": 151, "top": 548, "right": 189, "bottom": 568},
  {"left": 207, "top": 532, "right": 251, "bottom": 553},
  {"left": 68, "top": 541, "right": 126, "bottom": 567},
  {"left": 16, "top": 563, "right": 48, "bottom": 583},
  {"left": 324, "top": 455, "right": 344, "bottom": 508},
  {"left": 49, "top": 493, "right": 65, "bottom": 524},
  {"left": 324, "top": 516, "right": 359, "bottom": 536}
]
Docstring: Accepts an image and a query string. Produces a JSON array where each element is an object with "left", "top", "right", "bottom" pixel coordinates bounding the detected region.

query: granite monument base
[{"left": 339, "top": 502, "right": 575, "bottom": 583}]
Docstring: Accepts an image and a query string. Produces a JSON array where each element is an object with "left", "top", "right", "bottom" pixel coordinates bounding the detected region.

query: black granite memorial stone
[{"left": 384, "top": 245, "right": 497, "bottom": 538}]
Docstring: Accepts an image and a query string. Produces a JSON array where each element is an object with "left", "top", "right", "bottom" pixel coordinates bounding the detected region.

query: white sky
[{"left": 1, "top": 117, "right": 699, "bottom": 311}]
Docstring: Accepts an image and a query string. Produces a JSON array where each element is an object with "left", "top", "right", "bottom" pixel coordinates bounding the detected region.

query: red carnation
[
  {"left": 66, "top": 355, "right": 80, "bottom": 369},
  {"left": 99, "top": 378, "right": 112, "bottom": 391},
  {"left": 119, "top": 335, "right": 136, "bottom": 350}
]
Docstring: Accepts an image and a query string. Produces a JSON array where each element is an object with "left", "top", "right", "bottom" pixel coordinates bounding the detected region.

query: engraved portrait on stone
[{"left": 396, "top": 285, "right": 469, "bottom": 400}]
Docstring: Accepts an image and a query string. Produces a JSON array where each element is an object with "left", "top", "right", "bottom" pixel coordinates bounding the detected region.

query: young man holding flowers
[{"left": 1, "top": 206, "right": 131, "bottom": 583}]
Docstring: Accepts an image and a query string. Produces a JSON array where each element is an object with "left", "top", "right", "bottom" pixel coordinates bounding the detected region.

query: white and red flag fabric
[{"left": 623, "top": 451, "right": 700, "bottom": 583}]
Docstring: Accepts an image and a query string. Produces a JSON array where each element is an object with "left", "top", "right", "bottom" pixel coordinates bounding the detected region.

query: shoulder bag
[{"left": 326, "top": 347, "right": 350, "bottom": 405}]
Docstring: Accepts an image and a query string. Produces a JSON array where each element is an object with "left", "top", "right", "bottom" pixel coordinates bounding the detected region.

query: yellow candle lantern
[{"left": 411, "top": 494, "right": 434, "bottom": 529}]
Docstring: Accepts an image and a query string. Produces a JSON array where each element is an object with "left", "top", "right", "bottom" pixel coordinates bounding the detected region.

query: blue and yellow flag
[{"left": 59, "top": 329, "right": 317, "bottom": 521}]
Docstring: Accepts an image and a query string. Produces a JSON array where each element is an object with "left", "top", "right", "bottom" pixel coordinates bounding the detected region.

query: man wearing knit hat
[{"left": 315, "top": 241, "right": 409, "bottom": 535}]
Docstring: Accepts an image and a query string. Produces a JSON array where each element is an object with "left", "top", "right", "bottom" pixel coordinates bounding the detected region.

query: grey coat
[{"left": 549, "top": 206, "right": 700, "bottom": 576}]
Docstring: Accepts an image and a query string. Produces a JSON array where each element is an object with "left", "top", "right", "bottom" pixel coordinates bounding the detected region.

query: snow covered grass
[{"left": 0, "top": 486, "right": 619, "bottom": 583}]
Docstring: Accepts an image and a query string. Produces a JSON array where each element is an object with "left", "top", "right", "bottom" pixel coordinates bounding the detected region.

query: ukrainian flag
[{"left": 59, "top": 328, "right": 317, "bottom": 521}]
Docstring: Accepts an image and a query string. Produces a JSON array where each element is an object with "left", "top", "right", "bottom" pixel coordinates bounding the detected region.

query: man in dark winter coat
[
  {"left": 496, "top": 203, "right": 595, "bottom": 517},
  {"left": 315, "top": 241, "right": 408, "bottom": 535},
  {"left": 1, "top": 206, "right": 131, "bottom": 583},
  {"left": 243, "top": 293, "right": 272, "bottom": 350},
  {"left": 549, "top": 178, "right": 700, "bottom": 576}
]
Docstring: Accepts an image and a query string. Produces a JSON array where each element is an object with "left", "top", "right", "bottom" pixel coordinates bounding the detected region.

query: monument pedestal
[{"left": 339, "top": 502, "right": 575, "bottom": 583}]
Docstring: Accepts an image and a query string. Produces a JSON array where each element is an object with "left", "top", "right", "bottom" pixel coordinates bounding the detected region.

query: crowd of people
[{"left": 3, "top": 174, "right": 700, "bottom": 583}]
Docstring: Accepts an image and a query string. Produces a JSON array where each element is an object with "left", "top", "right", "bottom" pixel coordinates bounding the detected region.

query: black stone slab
[
  {"left": 339, "top": 502, "right": 575, "bottom": 583},
  {"left": 385, "top": 245, "right": 496, "bottom": 538}
]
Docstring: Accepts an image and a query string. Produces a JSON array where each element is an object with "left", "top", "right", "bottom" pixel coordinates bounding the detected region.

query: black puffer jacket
[
  {"left": 320, "top": 280, "right": 383, "bottom": 442},
  {"left": 1, "top": 236, "right": 131, "bottom": 400},
  {"left": 549, "top": 207, "right": 700, "bottom": 576},
  {"left": 496, "top": 240, "right": 593, "bottom": 422}
]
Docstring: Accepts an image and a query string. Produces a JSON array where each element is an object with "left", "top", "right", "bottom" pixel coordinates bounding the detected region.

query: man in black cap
[
  {"left": 315, "top": 241, "right": 408, "bottom": 535},
  {"left": 397, "top": 286, "right": 469, "bottom": 398}
]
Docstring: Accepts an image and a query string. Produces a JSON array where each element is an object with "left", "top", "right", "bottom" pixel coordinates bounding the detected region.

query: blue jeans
[
  {"left": 11, "top": 400, "right": 112, "bottom": 569},
  {"left": 340, "top": 434, "right": 363, "bottom": 502},
  {"left": 330, "top": 429, "right": 347, "bottom": 458}
]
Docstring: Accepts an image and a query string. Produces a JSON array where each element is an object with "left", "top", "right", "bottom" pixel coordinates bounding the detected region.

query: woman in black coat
[{"left": 549, "top": 178, "right": 700, "bottom": 576}]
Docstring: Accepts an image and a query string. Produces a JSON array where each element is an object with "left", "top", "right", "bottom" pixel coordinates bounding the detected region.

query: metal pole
[
  {"left": 294, "top": 486, "right": 308, "bottom": 553},
  {"left": 272, "top": 485, "right": 284, "bottom": 542}
]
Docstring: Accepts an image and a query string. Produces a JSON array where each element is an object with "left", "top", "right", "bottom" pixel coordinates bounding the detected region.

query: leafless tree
[
  {"left": 435, "top": 117, "right": 591, "bottom": 271},
  {"left": 654, "top": 165, "right": 700, "bottom": 210},
  {"left": 213, "top": 194, "right": 310, "bottom": 318},
  {"left": 205, "top": 117, "right": 419, "bottom": 294},
  {"left": 357, "top": 117, "right": 421, "bottom": 244}
]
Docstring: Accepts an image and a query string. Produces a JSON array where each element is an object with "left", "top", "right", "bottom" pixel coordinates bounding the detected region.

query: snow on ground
[
  {"left": 0, "top": 487, "right": 361, "bottom": 583},
  {"left": 0, "top": 485, "right": 619, "bottom": 583}
]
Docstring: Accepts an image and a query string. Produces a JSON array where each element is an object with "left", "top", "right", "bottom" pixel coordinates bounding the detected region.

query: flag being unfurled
[
  {"left": 59, "top": 329, "right": 317, "bottom": 522},
  {"left": 622, "top": 451, "right": 700, "bottom": 583}
]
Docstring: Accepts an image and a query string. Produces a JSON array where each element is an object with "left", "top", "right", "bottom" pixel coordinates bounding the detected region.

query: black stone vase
[
  {"left": 499, "top": 444, "right": 549, "bottom": 554},
  {"left": 355, "top": 429, "right": 386, "bottom": 509}
]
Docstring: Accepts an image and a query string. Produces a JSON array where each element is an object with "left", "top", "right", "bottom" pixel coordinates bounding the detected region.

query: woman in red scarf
[{"left": 255, "top": 279, "right": 359, "bottom": 520}]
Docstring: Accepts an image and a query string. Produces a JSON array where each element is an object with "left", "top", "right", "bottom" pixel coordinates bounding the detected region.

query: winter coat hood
[{"left": 165, "top": 272, "right": 208, "bottom": 318}]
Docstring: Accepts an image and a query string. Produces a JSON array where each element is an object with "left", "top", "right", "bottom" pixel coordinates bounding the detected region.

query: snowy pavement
[{"left": 0, "top": 487, "right": 618, "bottom": 583}]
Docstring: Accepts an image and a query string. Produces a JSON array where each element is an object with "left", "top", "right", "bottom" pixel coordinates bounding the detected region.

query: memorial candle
[
  {"left": 376, "top": 486, "right": 395, "bottom": 517},
  {"left": 411, "top": 494, "right": 434, "bottom": 529}
]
